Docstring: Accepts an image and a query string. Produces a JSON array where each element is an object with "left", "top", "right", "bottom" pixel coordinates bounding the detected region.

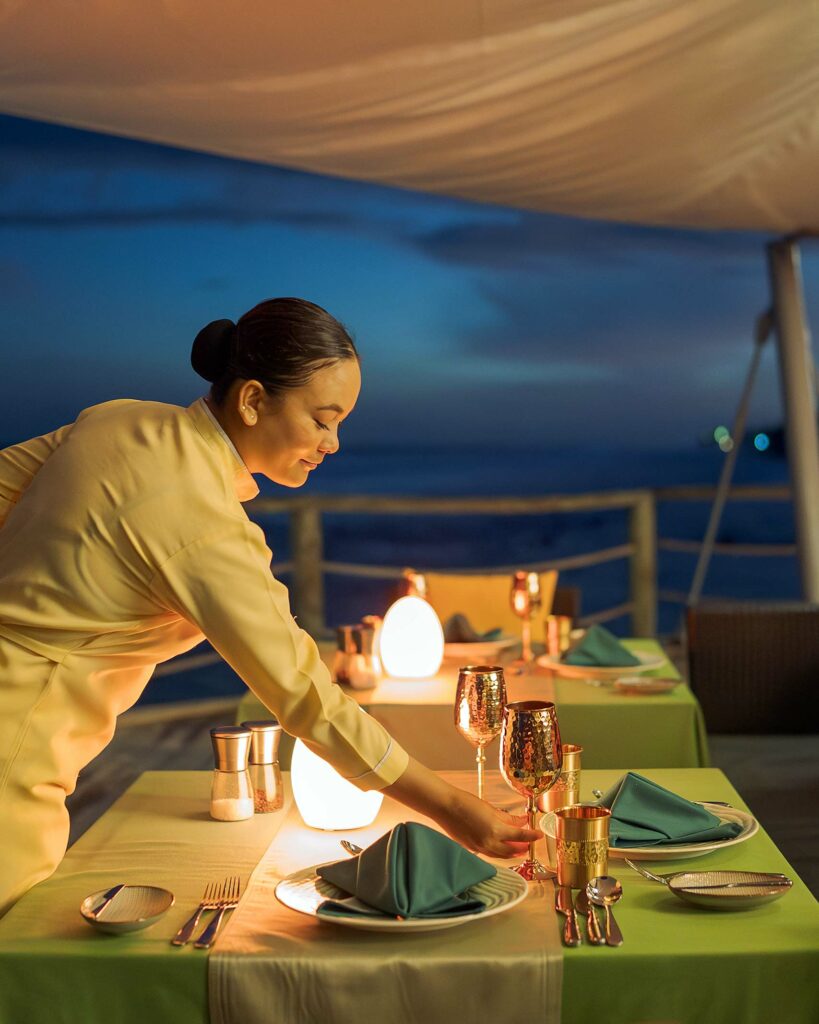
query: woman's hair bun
[{"left": 191, "top": 318, "right": 235, "bottom": 383}]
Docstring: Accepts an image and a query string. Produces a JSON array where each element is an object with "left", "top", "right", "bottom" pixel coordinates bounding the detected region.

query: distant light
[
  {"left": 754, "top": 432, "right": 770, "bottom": 452},
  {"left": 713, "top": 425, "right": 730, "bottom": 443},
  {"left": 718, "top": 436, "right": 734, "bottom": 453}
]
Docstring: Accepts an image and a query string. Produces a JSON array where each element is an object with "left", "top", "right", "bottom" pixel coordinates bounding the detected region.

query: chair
[
  {"left": 685, "top": 602, "right": 819, "bottom": 734},
  {"left": 424, "top": 570, "right": 558, "bottom": 643}
]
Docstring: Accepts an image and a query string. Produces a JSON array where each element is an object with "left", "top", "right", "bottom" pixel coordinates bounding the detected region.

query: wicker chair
[{"left": 685, "top": 602, "right": 819, "bottom": 734}]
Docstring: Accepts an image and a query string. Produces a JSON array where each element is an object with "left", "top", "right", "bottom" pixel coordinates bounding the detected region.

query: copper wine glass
[
  {"left": 454, "top": 665, "right": 507, "bottom": 800},
  {"left": 510, "top": 571, "right": 542, "bottom": 663},
  {"left": 500, "top": 699, "right": 562, "bottom": 880}
]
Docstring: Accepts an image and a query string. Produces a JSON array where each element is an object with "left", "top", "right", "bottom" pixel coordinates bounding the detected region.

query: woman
[{"left": 0, "top": 297, "right": 537, "bottom": 915}]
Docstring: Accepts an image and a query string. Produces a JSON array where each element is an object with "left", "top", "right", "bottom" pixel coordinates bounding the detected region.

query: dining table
[
  {"left": 237, "top": 638, "right": 710, "bottom": 770},
  {"left": 1, "top": 767, "right": 816, "bottom": 1024}
]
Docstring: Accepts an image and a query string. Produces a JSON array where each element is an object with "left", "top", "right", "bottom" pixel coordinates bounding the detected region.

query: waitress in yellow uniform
[{"left": 0, "top": 297, "right": 537, "bottom": 915}]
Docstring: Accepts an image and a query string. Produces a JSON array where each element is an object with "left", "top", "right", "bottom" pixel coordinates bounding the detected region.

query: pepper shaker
[
  {"left": 241, "top": 719, "right": 284, "bottom": 813},
  {"left": 333, "top": 625, "right": 358, "bottom": 685},
  {"left": 209, "top": 726, "right": 254, "bottom": 821}
]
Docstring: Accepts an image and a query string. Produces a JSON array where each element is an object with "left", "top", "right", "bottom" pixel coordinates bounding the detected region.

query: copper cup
[
  {"left": 537, "top": 743, "right": 582, "bottom": 812},
  {"left": 555, "top": 804, "right": 611, "bottom": 889},
  {"left": 545, "top": 614, "right": 573, "bottom": 657}
]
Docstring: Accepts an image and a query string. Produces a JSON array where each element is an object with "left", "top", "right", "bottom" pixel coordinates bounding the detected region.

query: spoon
[
  {"left": 587, "top": 876, "right": 624, "bottom": 946},
  {"left": 575, "top": 888, "right": 605, "bottom": 945}
]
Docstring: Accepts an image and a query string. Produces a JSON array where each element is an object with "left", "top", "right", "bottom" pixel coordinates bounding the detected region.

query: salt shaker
[
  {"left": 333, "top": 625, "right": 358, "bottom": 685},
  {"left": 209, "top": 726, "right": 254, "bottom": 821},
  {"left": 241, "top": 719, "right": 284, "bottom": 813},
  {"left": 348, "top": 622, "right": 379, "bottom": 690}
]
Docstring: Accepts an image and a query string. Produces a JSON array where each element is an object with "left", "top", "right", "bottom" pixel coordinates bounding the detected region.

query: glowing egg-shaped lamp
[
  {"left": 291, "top": 740, "right": 383, "bottom": 830},
  {"left": 380, "top": 595, "right": 445, "bottom": 679}
]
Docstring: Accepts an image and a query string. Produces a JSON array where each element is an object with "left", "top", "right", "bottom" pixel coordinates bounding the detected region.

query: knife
[
  {"left": 576, "top": 889, "right": 605, "bottom": 944},
  {"left": 554, "top": 885, "right": 582, "bottom": 946},
  {"left": 89, "top": 883, "right": 126, "bottom": 920}
]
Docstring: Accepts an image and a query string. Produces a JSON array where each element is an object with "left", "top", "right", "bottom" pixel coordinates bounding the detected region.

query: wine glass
[
  {"left": 510, "top": 571, "right": 542, "bottom": 663},
  {"left": 500, "top": 700, "right": 562, "bottom": 880},
  {"left": 454, "top": 665, "right": 507, "bottom": 800}
]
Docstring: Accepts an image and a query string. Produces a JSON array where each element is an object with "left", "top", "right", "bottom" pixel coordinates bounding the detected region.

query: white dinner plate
[
  {"left": 540, "top": 803, "right": 758, "bottom": 862},
  {"left": 275, "top": 863, "right": 528, "bottom": 933},
  {"left": 535, "top": 649, "right": 666, "bottom": 679},
  {"left": 444, "top": 635, "right": 519, "bottom": 661}
]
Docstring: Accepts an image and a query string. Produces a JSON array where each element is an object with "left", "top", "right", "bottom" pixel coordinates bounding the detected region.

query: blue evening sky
[{"left": 1, "top": 113, "right": 816, "bottom": 451}]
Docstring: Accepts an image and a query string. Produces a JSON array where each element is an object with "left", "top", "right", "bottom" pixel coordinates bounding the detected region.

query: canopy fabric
[{"left": 1, "top": 0, "right": 818, "bottom": 232}]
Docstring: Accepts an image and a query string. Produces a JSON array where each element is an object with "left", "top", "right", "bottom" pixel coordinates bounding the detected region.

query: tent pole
[{"left": 767, "top": 239, "right": 819, "bottom": 601}]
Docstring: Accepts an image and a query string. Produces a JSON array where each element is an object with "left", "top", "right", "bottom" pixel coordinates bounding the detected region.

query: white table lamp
[{"left": 291, "top": 740, "right": 383, "bottom": 830}]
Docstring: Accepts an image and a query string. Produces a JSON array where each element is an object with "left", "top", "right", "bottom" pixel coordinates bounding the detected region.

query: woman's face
[{"left": 227, "top": 358, "right": 361, "bottom": 487}]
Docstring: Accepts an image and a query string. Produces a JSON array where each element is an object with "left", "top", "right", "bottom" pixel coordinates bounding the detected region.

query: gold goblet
[
  {"left": 454, "top": 665, "right": 507, "bottom": 800},
  {"left": 500, "top": 699, "right": 562, "bottom": 880},
  {"left": 510, "top": 571, "right": 542, "bottom": 663}
]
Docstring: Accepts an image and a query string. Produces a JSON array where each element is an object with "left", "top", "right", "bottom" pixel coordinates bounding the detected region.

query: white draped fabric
[{"left": 1, "top": 0, "right": 818, "bottom": 231}]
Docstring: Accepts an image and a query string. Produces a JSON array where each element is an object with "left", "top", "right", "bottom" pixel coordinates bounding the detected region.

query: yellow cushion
[{"left": 424, "top": 570, "right": 557, "bottom": 643}]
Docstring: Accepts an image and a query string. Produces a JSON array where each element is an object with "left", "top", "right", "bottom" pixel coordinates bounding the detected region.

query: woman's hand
[
  {"left": 383, "top": 756, "right": 541, "bottom": 859},
  {"left": 436, "top": 787, "right": 541, "bottom": 859}
]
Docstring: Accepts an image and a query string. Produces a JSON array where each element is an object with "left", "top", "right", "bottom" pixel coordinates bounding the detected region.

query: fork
[
  {"left": 194, "top": 876, "right": 242, "bottom": 949},
  {"left": 171, "top": 881, "right": 221, "bottom": 946}
]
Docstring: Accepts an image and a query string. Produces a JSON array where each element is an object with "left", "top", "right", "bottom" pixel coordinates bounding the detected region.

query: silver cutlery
[
  {"left": 88, "top": 883, "right": 125, "bottom": 920},
  {"left": 193, "top": 877, "right": 242, "bottom": 949},
  {"left": 340, "top": 840, "right": 363, "bottom": 856},
  {"left": 587, "top": 876, "right": 624, "bottom": 946},
  {"left": 554, "top": 885, "right": 582, "bottom": 946},
  {"left": 575, "top": 888, "right": 605, "bottom": 944},
  {"left": 171, "top": 881, "right": 220, "bottom": 946}
]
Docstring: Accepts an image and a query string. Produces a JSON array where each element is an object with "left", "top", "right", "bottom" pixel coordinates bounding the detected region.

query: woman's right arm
[{"left": 150, "top": 519, "right": 539, "bottom": 858}]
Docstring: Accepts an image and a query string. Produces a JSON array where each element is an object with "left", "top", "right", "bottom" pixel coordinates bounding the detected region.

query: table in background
[
  {"left": 1, "top": 769, "right": 817, "bottom": 1024},
  {"left": 238, "top": 638, "right": 709, "bottom": 769}
]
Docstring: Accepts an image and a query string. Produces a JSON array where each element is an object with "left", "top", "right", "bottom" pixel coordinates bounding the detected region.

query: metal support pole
[
  {"left": 289, "top": 502, "right": 326, "bottom": 637},
  {"left": 768, "top": 240, "right": 819, "bottom": 601},
  {"left": 629, "top": 492, "right": 657, "bottom": 636}
]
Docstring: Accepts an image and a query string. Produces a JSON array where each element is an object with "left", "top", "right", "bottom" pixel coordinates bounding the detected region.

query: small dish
[
  {"left": 667, "top": 870, "right": 793, "bottom": 910},
  {"left": 613, "top": 677, "right": 679, "bottom": 695},
  {"left": 80, "top": 884, "right": 175, "bottom": 934},
  {"left": 444, "top": 636, "right": 518, "bottom": 660}
]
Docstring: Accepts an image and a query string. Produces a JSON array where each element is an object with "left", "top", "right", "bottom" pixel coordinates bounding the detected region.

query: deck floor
[{"left": 65, "top": 701, "right": 819, "bottom": 898}]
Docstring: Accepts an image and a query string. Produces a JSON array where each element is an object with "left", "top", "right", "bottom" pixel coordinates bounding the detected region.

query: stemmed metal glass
[
  {"left": 454, "top": 665, "right": 507, "bottom": 800},
  {"left": 500, "top": 699, "right": 563, "bottom": 880},
  {"left": 510, "top": 571, "right": 542, "bottom": 663}
]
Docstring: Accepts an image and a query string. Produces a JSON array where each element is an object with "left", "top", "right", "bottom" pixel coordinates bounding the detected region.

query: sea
[{"left": 141, "top": 440, "right": 796, "bottom": 704}]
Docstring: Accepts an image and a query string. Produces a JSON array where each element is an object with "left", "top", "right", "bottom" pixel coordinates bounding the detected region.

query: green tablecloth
[
  {"left": 237, "top": 638, "right": 710, "bottom": 769},
  {"left": 0, "top": 769, "right": 816, "bottom": 1024}
]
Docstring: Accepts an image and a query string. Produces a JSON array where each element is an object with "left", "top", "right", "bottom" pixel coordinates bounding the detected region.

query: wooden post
[
  {"left": 629, "top": 492, "right": 657, "bottom": 636},
  {"left": 288, "top": 501, "right": 326, "bottom": 637}
]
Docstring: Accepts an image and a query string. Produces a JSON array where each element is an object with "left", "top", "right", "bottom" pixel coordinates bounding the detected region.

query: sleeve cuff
[{"left": 344, "top": 738, "right": 409, "bottom": 792}]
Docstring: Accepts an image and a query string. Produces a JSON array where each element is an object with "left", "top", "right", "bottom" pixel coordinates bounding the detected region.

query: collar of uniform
[{"left": 187, "top": 398, "right": 259, "bottom": 503}]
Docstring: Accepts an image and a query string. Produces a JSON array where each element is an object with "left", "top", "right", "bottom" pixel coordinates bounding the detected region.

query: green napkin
[
  {"left": 317, "top": 822, "right": 496, "bottom": 919},
  {"left": 443, "top": 613, "right": 503, "bottom": 643},
  {"left": 562, "top": 624, "right": 640, "bottom": 667},
  {"left": 598, "top": 772, "right": 744, "bottom": 847}
]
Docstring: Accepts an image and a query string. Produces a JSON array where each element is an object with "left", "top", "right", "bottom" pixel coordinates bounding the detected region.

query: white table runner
[{"left": 210, "top": 772, "right": 563, "bottom": 1024}]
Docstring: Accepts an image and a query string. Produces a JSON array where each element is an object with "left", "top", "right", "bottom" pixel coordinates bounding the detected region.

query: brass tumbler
[
  {"left": 537, "top": 743, "right": 582, "bottom": 812},
  {"left": 555, "top": 804, "right": 611, "bottom": 889},
  {"left": 545, "top": 614, "right": 573, "bottom": 657}
]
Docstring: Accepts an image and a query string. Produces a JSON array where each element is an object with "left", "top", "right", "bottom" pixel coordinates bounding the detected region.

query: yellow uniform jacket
[{"left": 0, "top": 398, "right": 408, "bottom": 914}]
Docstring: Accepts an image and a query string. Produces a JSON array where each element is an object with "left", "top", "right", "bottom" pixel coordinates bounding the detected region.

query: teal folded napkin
[
  {"left": 598, "top": 772, "right": 744, "bottom": 847},
  {"left": 443, "top": 613, "right": 503, "bottom": 643},
  {"left": 562, "top": 624, "right": 640, "bottom": 667},
  {"left": 317, "top": 822, "right": 496, "bottom": 919}
]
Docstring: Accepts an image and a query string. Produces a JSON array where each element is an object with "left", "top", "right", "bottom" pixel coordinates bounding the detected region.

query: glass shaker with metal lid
[
  {"left": 241, "top": 719, "right": 284, "bottom": 813},
  {"left": 348, "top": 621, "right": 379, "bottom": 690},
  {"left": 209, "top": 726, "right": 254, "bottom": 821},
  {"left": 333, "top": 624, "right": 358, "bottom": 686}
]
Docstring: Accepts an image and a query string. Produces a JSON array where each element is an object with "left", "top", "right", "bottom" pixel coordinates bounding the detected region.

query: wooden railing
[{"left": 246, "top": 483, "right": 794, "bottom": 640}]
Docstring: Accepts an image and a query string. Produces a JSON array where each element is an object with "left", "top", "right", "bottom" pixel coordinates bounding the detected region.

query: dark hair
[{"left": 191, "top": 297, "right": 358, "bottom": 404}]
